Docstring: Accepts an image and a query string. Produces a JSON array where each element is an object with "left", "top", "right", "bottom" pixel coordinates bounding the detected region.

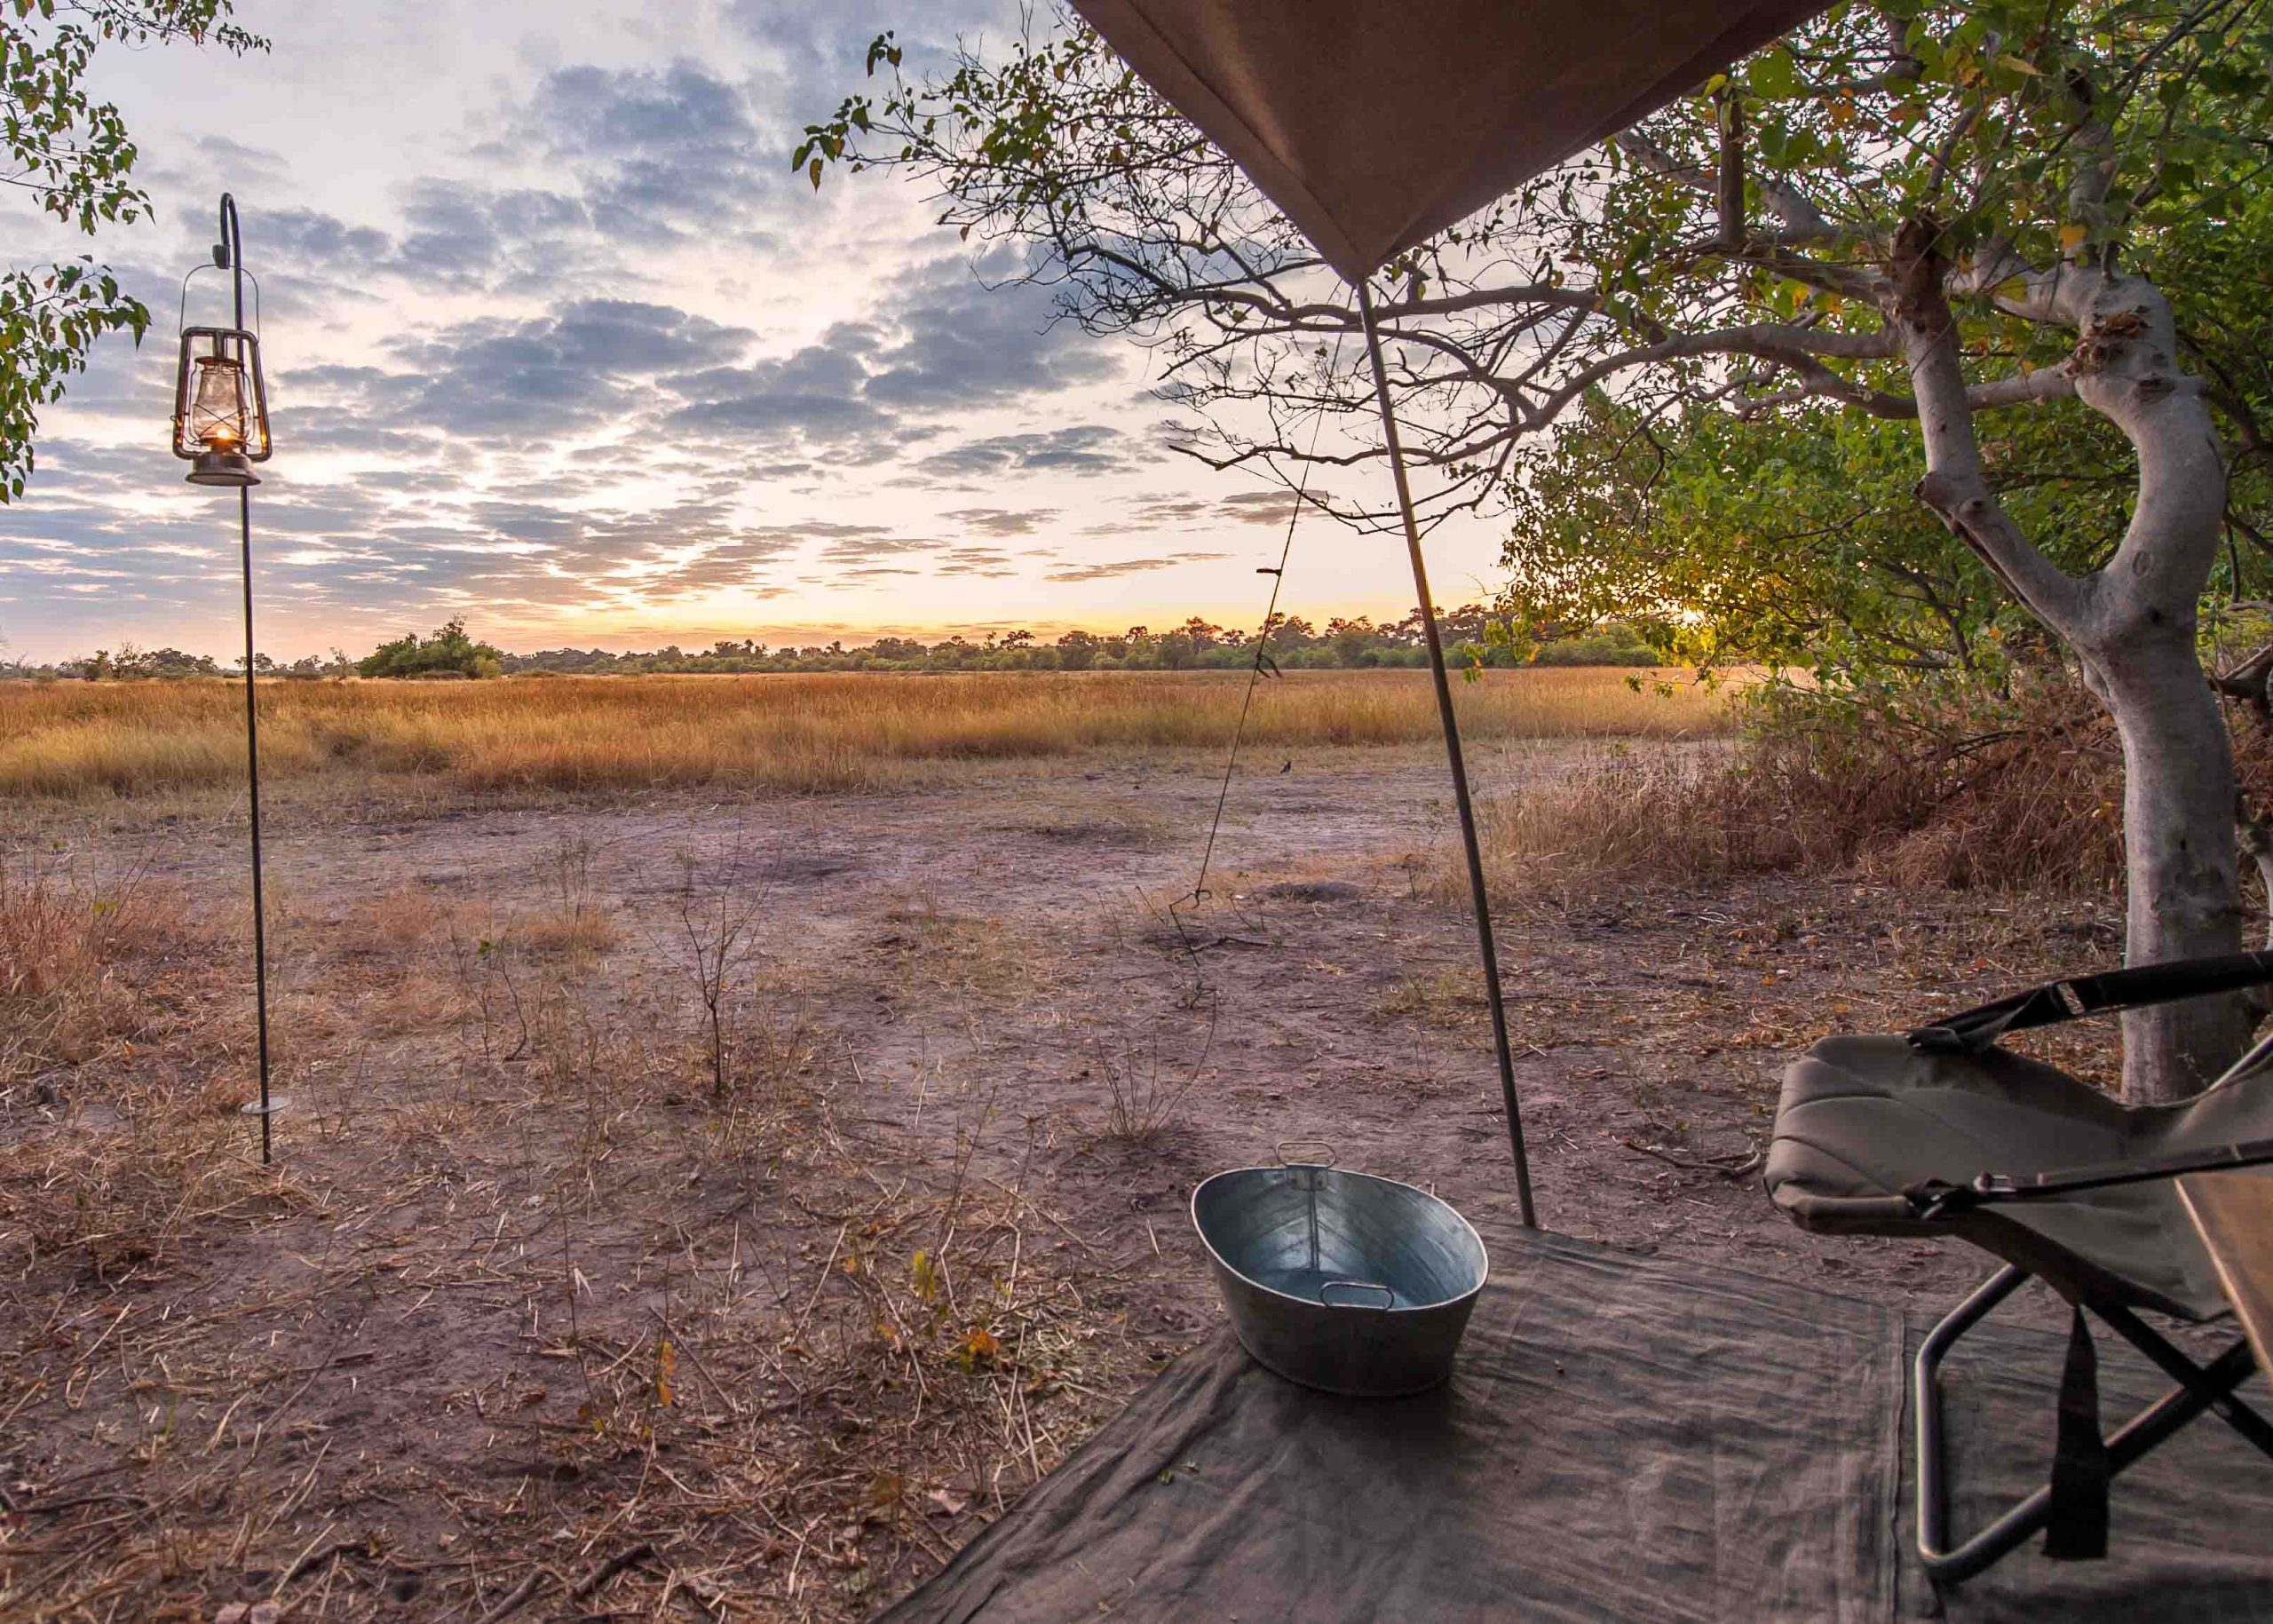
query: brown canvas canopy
[{"left": 1071, "top": 0, "right": 1828, "bottom": 281}]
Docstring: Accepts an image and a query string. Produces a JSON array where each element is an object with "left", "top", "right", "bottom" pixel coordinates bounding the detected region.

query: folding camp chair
[{"left": 1765, "top": 952, "right": 2273, "bottom": 1582}]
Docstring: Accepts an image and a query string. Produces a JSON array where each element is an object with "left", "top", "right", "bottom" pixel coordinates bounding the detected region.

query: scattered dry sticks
[
  {"left": 1, "top": 927, "right": 1143, "bottom": 1623},
  {"left": 473, "top": 1541, "right": 655, "bottom": 1624}
]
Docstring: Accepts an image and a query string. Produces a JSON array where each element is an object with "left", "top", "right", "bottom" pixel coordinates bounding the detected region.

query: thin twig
[
  {"left": 474, "top": 1568, "right": 550, "bottom": 1624},
  {"left": 568, "top": 1540, "right": 656, "bottom": 1601},
  {"left": 1620, "top": 1138, "right": 1763, "bottom": 1177}
]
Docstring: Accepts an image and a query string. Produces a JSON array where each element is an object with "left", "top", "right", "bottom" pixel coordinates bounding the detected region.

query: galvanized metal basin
[{"left": 1192, "top": 1147, "right": 1489, "bottom": 1397}]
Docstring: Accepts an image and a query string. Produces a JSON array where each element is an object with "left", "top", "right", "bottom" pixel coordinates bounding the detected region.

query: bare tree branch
[{"left": 1967, "top": 367, "right": 2082, "bottom": 409}]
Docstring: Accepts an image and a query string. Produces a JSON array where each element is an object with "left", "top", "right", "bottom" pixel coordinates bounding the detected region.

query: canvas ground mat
[
  {"left": 883, "top": 1225, "right": 1897, "bottom": 1623},
  {"left": 878, "top": 1223, "right": 2273, "bottom": 1623}
]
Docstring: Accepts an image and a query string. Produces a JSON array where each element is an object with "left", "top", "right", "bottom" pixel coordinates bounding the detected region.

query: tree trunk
[
  {"left": 2063, "top": 268, "right": 2252, "bottom": 1103},
  {"left": 1894, "top": 218, "right": 2251, "bottom": 1102},
  {"left": 2091, "top": 627, "right": 2253, "bottom": 1101}
]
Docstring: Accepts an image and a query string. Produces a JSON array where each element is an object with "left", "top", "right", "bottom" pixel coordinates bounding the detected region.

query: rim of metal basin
[{"left": 1189, "top": 1165, "right": 1492, "bottom": 1313}]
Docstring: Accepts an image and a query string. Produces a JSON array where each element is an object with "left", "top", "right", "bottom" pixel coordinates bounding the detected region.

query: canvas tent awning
[{"left": 1070, "top": 0, "right": 1830, "bottom": 282}]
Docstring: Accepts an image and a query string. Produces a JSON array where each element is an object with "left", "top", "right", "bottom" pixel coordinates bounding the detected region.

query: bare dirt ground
[{"left": 0, "top": 740, "right": 2126, "bottom": 1621}]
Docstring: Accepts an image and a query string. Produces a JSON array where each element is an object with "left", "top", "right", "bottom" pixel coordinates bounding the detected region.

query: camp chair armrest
[
  {"left": 1908, "top": 950, "right": 2273, "bottom": 1056},
  {"left": 1831, "top": 1194, "right": 1930, "bottom": 1226}
]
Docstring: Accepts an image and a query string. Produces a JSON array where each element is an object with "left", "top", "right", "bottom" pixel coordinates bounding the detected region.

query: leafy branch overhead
[{"left": 0, "top": 1, "right": 265, "bottom": 499}]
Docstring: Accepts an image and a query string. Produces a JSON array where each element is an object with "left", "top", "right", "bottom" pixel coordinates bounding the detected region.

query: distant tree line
[
  {"left": 8, "top": 642, "right": 358, "bottom": 682},
  {"left": 502, "top": 608, "right": 1658, "bottom": 676},
  {"left": 1, "top": 606, "right": 1660, "bottom": 681}
]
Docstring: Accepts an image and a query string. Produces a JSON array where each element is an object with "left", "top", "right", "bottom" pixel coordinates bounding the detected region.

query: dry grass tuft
[
  {"left": 10, "top": 1110, "right": 299, "bottom": 1282},
  {"left": 517, "top": 904, "right": 620, "bottom": 957},
  {"left": 345, "top": 881, "right": 449, "bottom": 953},
  {"left": 1, "top": 856, "right": 206, "bottom": 1097},
  {"left": 1089, "top": 1010, "right": 1214, "bottom": 1145},
  {"left": 1468, "top": 682, "right": 2126, "bottom": 896},
  {"left": 0, "top": 669, "right": 1731, "bottom": 801},
  {"left": 1373, "top": 964, "right": 1483, "bottom": 1030},
  {"left": 2, "top": 858, "right": 139, "bottom": 1089},
  {"left": 1, "top": 857, "right": 293, "bottom": 1282},
  {"left": 515, "top": 842, "right": 620, "bottom": 960},
  {"left": 879, "top": 905, "right": 1061, "bottom": 1005}
]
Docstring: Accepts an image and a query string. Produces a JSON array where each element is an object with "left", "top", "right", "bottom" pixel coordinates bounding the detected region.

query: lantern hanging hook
[
  {"left": 219, "top": 193, "right": 243, "bottom": 328},
  {"left": 178, "top": 194, "right": 260, "bottom": 336}
]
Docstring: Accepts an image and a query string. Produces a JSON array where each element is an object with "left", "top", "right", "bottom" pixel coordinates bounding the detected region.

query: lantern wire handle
[{"left": 178, "top": 263, "right": 260, "bottom": 336}]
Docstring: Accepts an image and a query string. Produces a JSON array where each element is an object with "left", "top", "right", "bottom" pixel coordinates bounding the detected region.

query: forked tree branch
[{"left": 1891, "top": 217, "right": 2086, "bottom": 630}]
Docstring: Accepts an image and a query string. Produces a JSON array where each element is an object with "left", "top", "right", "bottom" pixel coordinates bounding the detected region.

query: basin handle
[
  {"left": 1275, "top": 1139, "right": 1336, "bottom": 1169},
  {"left": 1319, "top": 1279, "right": 1396, "bottom": 1311}
]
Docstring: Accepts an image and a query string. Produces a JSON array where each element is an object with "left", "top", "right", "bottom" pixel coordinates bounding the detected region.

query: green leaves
[
  {"left": 1746, "top": 46, "right": 1798, "bottom": 101},
  {"left": 0, "top": 1, "right": 263, "bottom": 498},
  {"left": 1501, "top": 392, "right": 2149, "bottom": 689},
  {"left": 0, "top": 261, "right": 146, "bottom": 500}
]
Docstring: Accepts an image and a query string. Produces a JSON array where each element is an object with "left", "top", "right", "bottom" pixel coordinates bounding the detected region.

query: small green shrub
[{"left": 358, "top": 617, "right": 506, "bottom": 679}]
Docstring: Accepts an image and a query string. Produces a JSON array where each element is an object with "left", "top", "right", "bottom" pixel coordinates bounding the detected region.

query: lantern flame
[{"left": 188, "top": 354, "right": 254, "bottom": 453}]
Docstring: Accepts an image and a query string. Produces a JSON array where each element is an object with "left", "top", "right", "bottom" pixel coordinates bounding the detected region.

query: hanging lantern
[{"left": 171, "top": 326, "right": 272, "bottom": 487}]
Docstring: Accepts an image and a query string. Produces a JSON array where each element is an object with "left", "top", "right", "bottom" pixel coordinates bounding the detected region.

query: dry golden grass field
[
  {"left": 2, "top": 668, "right": 2131, "bottom": 1622},
  {"left": 0, "top": 667, "right": 1730, "bottom": 799}
]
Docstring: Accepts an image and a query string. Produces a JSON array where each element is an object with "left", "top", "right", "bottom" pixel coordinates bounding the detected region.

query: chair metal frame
[{"left": 1914, "top": 1264, "right": 2273, "bottom": 1581}]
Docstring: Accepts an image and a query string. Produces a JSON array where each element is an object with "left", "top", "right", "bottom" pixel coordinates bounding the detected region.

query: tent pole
[{"left": 1357, "top": 281, "right": 1536, "bottom": 1227}]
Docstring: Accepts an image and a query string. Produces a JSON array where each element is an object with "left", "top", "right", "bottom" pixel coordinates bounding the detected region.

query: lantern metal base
[{"left": 186, "top": 449, "right": 259, "bottom": 487}]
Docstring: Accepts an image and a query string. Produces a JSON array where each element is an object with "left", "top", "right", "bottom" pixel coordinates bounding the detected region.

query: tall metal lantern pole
[{"left": 170, "top": 194, "right": 279, "bottom": 1163}]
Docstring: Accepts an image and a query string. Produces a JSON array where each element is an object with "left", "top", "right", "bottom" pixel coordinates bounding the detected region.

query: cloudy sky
[{"left": 0, "top": 0, "right": 1503, "bottom": 664}]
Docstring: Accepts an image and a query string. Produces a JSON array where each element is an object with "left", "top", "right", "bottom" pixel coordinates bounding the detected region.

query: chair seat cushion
[{"left": 1767, "top": 1034, "right": 2229, "bottom": 1320}]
